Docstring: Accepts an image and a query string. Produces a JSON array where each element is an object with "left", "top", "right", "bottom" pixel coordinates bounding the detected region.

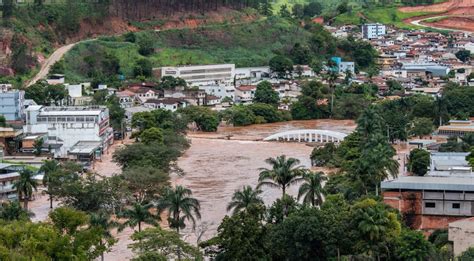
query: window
[
  {"left": 452, "top": 203, "right": 461, "bottom": 209},
  {"left": 425, "top": 202, "right": 436, "bottom": 208}
]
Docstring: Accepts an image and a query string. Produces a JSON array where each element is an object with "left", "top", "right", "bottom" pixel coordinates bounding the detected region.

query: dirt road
[
  {"left": 411, "top": 15, "right": 474, "bottom": 33},
  {"left": 26, "top": 43, "right": 76, "bottom": 87}
]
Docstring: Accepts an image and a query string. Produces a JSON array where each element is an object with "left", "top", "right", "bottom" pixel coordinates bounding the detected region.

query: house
[
  {"left": 198, "top": 84, "right": 235, "bottom": 101},
  {"left": 382, "top": 176, "right": 474, "bottom": 231},
  {"left": 330, "top": 57, "right": 355, "bottom": 74},
  {"left": 144, "top": 98, "right": 187, "bottom": 112},
  {"left": 125, "top": 86, "right": 160, "bottom": 104},
  {"left": 235, "top": 85, "right": 256, "bottom": 103},
  {"left": 46, "top": 74, "right": 65, "bottom": 85},
  {"left": 23, "top": 106, "right": 113, "bottom": 158},
  {"left": 0, "top": 127, "right": 22, "bottom": 155},
  {"left": 116, "top": 90, "right": 134, "bottom": 108},
  {"left": 205, "top": 95, "right": 221, "bottom": 106}
]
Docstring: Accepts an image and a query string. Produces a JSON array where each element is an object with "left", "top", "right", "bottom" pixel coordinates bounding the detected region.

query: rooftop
[
  {"left": 68, "top": 141, "right": 102, "bottom": 155},
  {"left": 381, "top": 176, "right": 474, "bottom": 192}
]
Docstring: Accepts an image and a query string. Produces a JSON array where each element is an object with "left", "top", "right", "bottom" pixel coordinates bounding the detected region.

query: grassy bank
[{"left": 63, "top": 16, "right": 311, "bottom": 83}]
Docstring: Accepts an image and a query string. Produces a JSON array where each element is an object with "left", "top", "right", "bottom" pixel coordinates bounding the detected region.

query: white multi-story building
[
  {"left": 23, "top": 106, "right": 113, "bottom": 158},
  {"left": 0, "top": 88, "right": 24, "bottom": 121},
  {"left": 235, "top": 85, "right": 256, "bottom": 104},
  {"left": 362, "top": 23, "right": 386, "bottom": 39},
  {"left": 155, "top": 64, "right": 235, "bottom": 86},
  {"left": 198, "top": 84, "right": 235, "bottom": 101}
]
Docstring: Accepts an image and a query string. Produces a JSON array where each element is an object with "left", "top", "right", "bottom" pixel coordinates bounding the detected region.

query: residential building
[
  {"left": 46, "top": 74, "right": 65, "bottom": 85},
  {"left": 0, "top": 88, "right": 24, "bottom": 121},
  {"left": 362, "top": 23, "right": 386, "bottom": 39},
  {"left": 330, "top": 57, "right": 355, "bottom": 74},
  {"left": 235, "top": 85, "right": 256, "bottom": 103},
  {"left": 0, "top": 127, "right": 22, "bottom": 155},
  {"left": 449, "top": 218, "right": 474, "bottom": 256},
  {"left": 144, "top": 98, "right": 188, "bottom": 112},
  {"left": 0, "top": 163, "right": 21, "bottom": 201},
  {"left": 235, "top": 66, "right": 271, "bottom": 81},
  {"left": 438, "top": 120, "right": 474, "bottom": 137},
  {"left": 23, "top": 106, "right": 113, "bottom": 158},
  {"left": 155, "top": 64, "right": 235, "bottom": 86},
  {"left": 382, "top": 176, "right": 474, "bottom": 231},
  {"left": 428, "top": 152, "right": 473, "bottom": 177},
  {"left": 198, "top": 84, "right": 235, "bottom": 101}
]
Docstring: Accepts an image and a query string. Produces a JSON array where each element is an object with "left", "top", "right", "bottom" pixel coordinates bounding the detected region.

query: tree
[
  {"left": 40, "top": 160, "right": 61, "bottom": 209},
  {"left": 411, "top": 117, "right": 433, "bottom": 138},
  {"left": 178, "top": 106, "right": 219, "bottom": 132},
  {"left": 459, "top": 247, "right": 474, "bottom": 260},
  {"left": 33, "top": 137, "right": 44, "bottom": 156},
  {"left": 120, "top": 202, "right": 159, "bottom": 232},
  {"left": 45, "top": 84, "right": 67, "bottom": 105},
  {"left": 134, "top": 58, "right": 153, "bottom": 78},
  {"left": 408, "top": 149, "right": 430, "bottom": 176},
  {"left": 297, "top": 171, "right": 327, "bottom": 207},
  {"left": 0, "top": 201, "right": 31, "bottom": 221},
  {"left": 267, "top": 208, "right": 328, "bottom": 260},
  {"left": 138, "top": 35, "right": 155, "bottom": 56},
  {"left": 157, "top": 186, "right": 201, "bottom": 234},
  {"left": 25, "top": 81, "right": 48, "bottom": 105},
  {"left": 2, "top": 0, "right": 14, "bottom": 19},
  {"left": 159, "top": 76, "right": 187, "bottom": 90},
  {"left": 221, "top": 105, "right": 256, "bottom": 126},
  {"left": 258, "top": 155, "right": 305, "bottom": 198},
  {"left": 396, "top": 229, "right": 432, "bottom": 260},
  {"left": 259, "top": 0, "right": 273, "bottom": 16},
  {"left": 139, "top": 127, "right": 164, "bottom": 144},
  {"left": 90, "top": 211, "right": 119, "bottom": 261},
  {"left": 130, "top": 227, "right": 202, "bottom": 260},
  {"left": 0, "top": 115, "right": 6, "bottom": 127},
  {"left": 253, "top": 81, "right": 279, "bottom": 105},
  {"left": 455, "top": 50, "right": 471, "bottom": 63},
  {"left": 226, "top": 186, "right": 264, "bottom": 215},
  {"left": 200, "top": 205, "right": 268, "bottom": 260},
  {"left": 279, "top": 4, "right": 291, "bottom": 18},
  {"left": 13, "top": 169, "right": 38, "bottom": 210},
  {"left": 49, "top": 207, "right": 89, "bottom": 235},
  {"left": 351, "top": 199, "right": 401, "bottom": 259},
  {"left": 124, "top": 32, "right": 136, "bottom": 43},
  {"left": 121, "top": 166, "right": 169, "bottom": 203},
  {"left": 310, "top": 143, "right": 337, "bottom": 167},
  {"left": 269, "top": 55, "right": 293, "bottom": 79}
]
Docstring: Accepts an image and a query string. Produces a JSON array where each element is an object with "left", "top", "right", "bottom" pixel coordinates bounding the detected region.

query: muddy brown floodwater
[{"left": 173, "top": 119, "right": 356, "bottom": 244}]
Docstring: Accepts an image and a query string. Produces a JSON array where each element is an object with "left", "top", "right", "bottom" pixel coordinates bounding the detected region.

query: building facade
[
  {"left": 362, "top": 23, "right": 386, "bottom": 39},
  {"left": 155, "top": 64, "right": 235, "bottom": 86},
  {"left": 23, "top": 106, "right": 113, "bottom": 158},
  {"left": 0, "top": 89, "right": 24, "bottom": 121},
  {"left": 382, "top": 176, "right": 474, "bottom": 231}
]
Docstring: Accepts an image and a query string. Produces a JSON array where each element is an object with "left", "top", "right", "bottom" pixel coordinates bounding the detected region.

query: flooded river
[{"left": 174, "top": 119, "right": 356, "bottom": 243}]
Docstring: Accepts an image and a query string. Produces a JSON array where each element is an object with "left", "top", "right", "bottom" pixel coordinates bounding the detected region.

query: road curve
[{"left": 410, "top": 15, "right": 473, "bottom": 33}]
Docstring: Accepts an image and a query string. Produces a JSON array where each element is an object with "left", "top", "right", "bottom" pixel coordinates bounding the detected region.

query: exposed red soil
[
  {"left": 399, "top": 0, "right": 474, "bottom": 31},
  {"left": 399, "top": 0, "right": 474, "bottom": 13},
  {"left": 423, "top": 16, "right": 474, "bottom": 31}
]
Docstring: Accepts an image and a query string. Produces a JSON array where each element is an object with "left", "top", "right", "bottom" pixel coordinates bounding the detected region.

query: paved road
[{"left": 411, "top": 15, "right": 473, "bottom": 33}]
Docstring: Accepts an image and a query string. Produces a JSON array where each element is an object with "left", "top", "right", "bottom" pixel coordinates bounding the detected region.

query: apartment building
[
  {"left": 362, "top": 23, "right": 386, "bottom": 40},
  {"left": 23, "top": 106, "right": 113, "bottom": 158},
  {"left": 0, "top": 87, "right": 24, "bottom": 121}
]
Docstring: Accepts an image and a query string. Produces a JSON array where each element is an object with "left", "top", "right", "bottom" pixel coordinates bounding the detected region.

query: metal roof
[
  {"left": 68, "top": 141, "right": 101, "bottom": 155},
  {"left": 381, "top": 176, "right": 474, "bottom": 191}
]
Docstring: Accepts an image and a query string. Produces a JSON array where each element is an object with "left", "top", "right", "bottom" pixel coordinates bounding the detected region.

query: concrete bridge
[{"left": 263, "top": 130, "right": 348, "bottom": 143}]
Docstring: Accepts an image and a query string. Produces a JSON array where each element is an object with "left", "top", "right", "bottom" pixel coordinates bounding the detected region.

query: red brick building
[{"left": 382, "top": 176, "right": 474, "bottom": 231}]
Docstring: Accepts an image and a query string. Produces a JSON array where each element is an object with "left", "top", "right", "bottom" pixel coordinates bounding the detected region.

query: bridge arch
[{"left": 264, "top": 130, "right": 348, "bottom": 143}]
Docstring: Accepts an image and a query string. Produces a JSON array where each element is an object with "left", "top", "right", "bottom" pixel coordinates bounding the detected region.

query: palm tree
[
  {"left": 119, "top": 202, "right": 159, "bottom": 232},
  {"left": 157, "top": 185, "right": 201, "bottom": 234},
  {"left": 227, "top": 186, "right": 264, "bottom": 215},
  {"left": 297, "top": 171, "right": 327, "bottom": 207},
  {"left": 90, "top": 211, "right": 119, "bottom": 261},
  {"left": 40, "top": 160, "right": 60, "bottom": 209},
  {"left": 13, "top": 169, "right": 38, "bottom": 211},
  {"left": 257, "top": 155, "right": 305, "bottom": 198}
]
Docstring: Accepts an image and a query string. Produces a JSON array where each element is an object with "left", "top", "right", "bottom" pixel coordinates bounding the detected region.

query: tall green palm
[
  {"left": 40, "top": 160, "right": 60, "bottom": 209},
  {"left": 119, "top": 202, "right": 159, "bottom": 232},
  {"left": 157, "top": 185, "right": 201, "bottom": 234},
  {"left": 257, "top": 155, "right": 305, "bottom": 198},
  {"left": 227, "top": 186, "right": 264, "bottom": 215},
  {"left": 90, "top": 211, "right": 119, "bottom": 261},
  {"left": 297, "top": 171, "right": 327, "bottom": 207},
  {"left": 13, "top": 169, "right": 38, "bottom": 211}
]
